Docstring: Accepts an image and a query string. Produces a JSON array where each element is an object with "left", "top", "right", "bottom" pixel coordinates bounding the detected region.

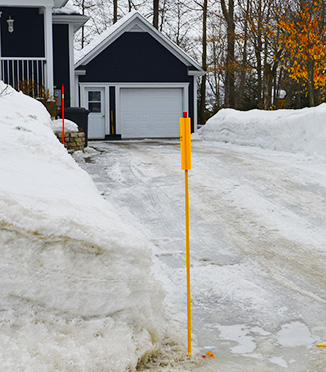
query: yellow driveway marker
[{"left": 180, "top": 111, "right": 192, "bottom": 356}]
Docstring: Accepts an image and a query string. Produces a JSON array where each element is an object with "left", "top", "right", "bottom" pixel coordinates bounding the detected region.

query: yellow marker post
[{"left": 180, "top": 111, "right": 192, "bottom": 356}]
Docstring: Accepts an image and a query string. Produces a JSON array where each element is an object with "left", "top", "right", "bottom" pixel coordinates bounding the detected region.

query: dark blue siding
[
  {"left": 53, "top": 24, "right": 70, "bottom": 106},
  {"left": 78, "top": 31, "right": 195, "bottom": 130},
  {"left": 79, "top": 32, "right": 189, "bottom": 82},
  {"left": 0, "top": 7, "right": 44, "bottom": 57}
]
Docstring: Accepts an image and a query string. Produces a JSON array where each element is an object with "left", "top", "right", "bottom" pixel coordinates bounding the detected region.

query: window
[{"left": 88, "top": 91, "right": 102, "bottom": 113}]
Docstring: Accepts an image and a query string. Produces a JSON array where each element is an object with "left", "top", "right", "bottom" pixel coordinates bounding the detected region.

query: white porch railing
[{"left": 0, "top": 57, "right": 47, "bottom": 96}]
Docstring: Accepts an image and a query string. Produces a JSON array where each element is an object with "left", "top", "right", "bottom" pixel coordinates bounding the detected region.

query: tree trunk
[
  {"left": 81, "top": 0, "right": 86, "bottom": 48},
  {"left": 113, "top": 0, "right": 118, "bottom": 23},
  {"left": 221, "top": 0, "right": 235, "bottom": 108},
  {"left": 307, "top": 59, "right": 315, "bottom": 106},
  {"left": 238, "top": 0, "right": 250, "bottom": 109},
  {"left": 153, "top": 0, "right": 159, "bottom": 29},
  {"left": 199, "top": 0, "right": 207, "bottom": 124}
]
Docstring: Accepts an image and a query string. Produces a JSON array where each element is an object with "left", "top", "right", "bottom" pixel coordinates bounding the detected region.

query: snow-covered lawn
[{"left": 2, "top": 80, "right": 326, "bottom": 371}]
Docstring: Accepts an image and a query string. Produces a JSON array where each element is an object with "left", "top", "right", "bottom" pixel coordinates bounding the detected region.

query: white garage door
[{"left": 120, "top": 88, "right": 183, "bottom": 138}]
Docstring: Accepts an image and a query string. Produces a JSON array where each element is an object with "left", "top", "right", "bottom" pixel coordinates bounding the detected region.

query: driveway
[{"left": 74, "top": 139, "right": 326, "bottom": 371}]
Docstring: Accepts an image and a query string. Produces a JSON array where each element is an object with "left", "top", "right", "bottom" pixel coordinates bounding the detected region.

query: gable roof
[{"left": 74, "top": 11, "right": 204, "bottom": 75}]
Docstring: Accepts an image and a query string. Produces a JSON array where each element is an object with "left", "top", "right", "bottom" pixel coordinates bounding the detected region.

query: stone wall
[{"left": 56, "top": 129, "right": 85, "bottom": 154}]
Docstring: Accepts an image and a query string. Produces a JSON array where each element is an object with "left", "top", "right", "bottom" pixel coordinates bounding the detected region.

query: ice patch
[
  {"left": 216, "top": 324, "right": 268, "bottom": 355},
  {"left": 269, "top": 356, "right": 288, "bottom": 368},
  {"left": 276, "top": 321, "right": 314, "bottom": 347}
]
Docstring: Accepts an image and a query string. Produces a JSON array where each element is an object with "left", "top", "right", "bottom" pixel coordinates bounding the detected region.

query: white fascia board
[
  {"left": 79, "top": 82, "right": 189, "bottom": 89},
  {"left": 52, "top": 15, "right": 89, "bottom": 32},
  {"left": 0, "top": 0, "right": 53, "bottom": 6},
  {"left": 188, "top": 70, "right": 205, "bottom": 77},
  {"left": 75, "top": 70, "right": 86, "bottom": 75},
  {"left": 75, "top": 12, "right": 204, "bottom": 74},
  {"left": 53, "top": 0, "right": 68, "bottom": 7}
]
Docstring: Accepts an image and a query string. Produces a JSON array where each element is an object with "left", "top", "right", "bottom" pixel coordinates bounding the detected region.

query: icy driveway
[{"left": 74, "top": 140, "right": 326, "bottom": 371}]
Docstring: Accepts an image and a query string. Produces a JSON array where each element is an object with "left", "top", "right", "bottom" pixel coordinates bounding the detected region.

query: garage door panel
[{"left": 120, "top": 88, "right": 183, "bottom": 138}]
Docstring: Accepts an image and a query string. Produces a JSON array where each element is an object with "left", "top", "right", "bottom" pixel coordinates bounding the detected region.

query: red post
[{"left": 62, "top": 84, "right": 65, "bottom": 145}]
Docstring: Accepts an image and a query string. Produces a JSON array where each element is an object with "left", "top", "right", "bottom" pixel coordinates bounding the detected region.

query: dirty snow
[
  {"left": 0, "top": 82, "right": 168, "bottom": 372},
  {"left": 2, "top": 80, "right": 326, "bottom": 372},
  {"left": 74, "top": 105, "right": 326, "bottom": 371}
]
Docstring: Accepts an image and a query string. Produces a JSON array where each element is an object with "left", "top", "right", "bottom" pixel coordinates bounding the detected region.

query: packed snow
[
  {"left": 74, "top": 105, "right": 326, "bottom": 371},
  {"left": 194, "top": 105, "right": 326, "bottom": 156},
  {"left": 50, "top": 118, "right": 78, "bottom": 134},
  {"left": 0, "top": 82, "right": 171, "bottom": 371},
  {"left": 2, "top": 81, "right": 326, "bottom": 372}
]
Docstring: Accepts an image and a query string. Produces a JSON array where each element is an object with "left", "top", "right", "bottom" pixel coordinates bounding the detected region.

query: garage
[
  {"left": 75, "top": 12, "right": 204, "bottom": 140},
  {"left": 119, "top": 87, "right": 183, "bottom": 139}
]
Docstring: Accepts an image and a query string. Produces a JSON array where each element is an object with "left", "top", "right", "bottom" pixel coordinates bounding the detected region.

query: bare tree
[
  {"left": 73, "top": 0, "right": 97, "bottom": 48},
  {"left": 221, "top": 0, "right": 235, "bottom": 107},
  {"left": 198, "top": 0, "right": 208, "bottom": 123},
  {"left": 153, "top": 0, "right": 159, "bottom": 28},
  {"left": 113, "top": 0, "right": 118, "bottom": 23}
]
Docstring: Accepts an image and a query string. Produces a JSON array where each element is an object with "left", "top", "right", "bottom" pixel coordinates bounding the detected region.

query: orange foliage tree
[{"left": 276, "top": 0, "right": 326, "bottom": 106}]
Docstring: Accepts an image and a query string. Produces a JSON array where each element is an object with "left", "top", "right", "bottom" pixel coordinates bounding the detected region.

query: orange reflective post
[
  {"left": 180, "top": 112, "right": 191, "bottom": 171},
  {"left": 180, "top": 112, "right": 192, "bottom": 356}
]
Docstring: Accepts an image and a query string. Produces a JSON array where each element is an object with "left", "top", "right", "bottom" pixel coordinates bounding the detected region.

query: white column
[
  {"left": 193, "top": 75, "right": 198, "bottom": 130},
  {"left": 44, "top": 6, "right": 53, "bottom": 94},
  {"left": 68, "top": 24, "right": 75, "bottom": 106}
]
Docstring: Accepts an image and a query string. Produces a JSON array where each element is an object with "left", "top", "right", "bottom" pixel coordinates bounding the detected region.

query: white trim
[
  {"left": 75, "top": 73, "right": 79, "bottom": 106},
  {"left": 79, "top": 82, "right": 189, "bottom": 137},
  {"left": 68, "top": 23, "right": 75, "bottom": 105},
  {"left": 128, "top": 23, "right": 145, "bottom": 32},
  {"left": 75, "top": 12, "right": 204, "bottom": 75},
  {"left": 44, "top": 5, "right": 53, "bottom": 94},
  {"left": 52, "top": 15, "right": 89, "bottom": 32},
  {"left": 75, "top": 70, "right": 86, "bottom": 75},
  {"left": 193, "top": 75, "right": 198, "bottom": 130},
  {"left": 53, "top": 0, "right": 68, "bottom": 7},
  {"left": 105, "top": 86, "right": 110, "bottom": 135},
  {"left": 188, "top": 70, "right": 205, "bottom": 76}
]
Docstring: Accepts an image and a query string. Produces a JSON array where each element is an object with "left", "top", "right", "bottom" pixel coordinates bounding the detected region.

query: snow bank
[
  {"left": 0, "top": 82, "right": 166, "bottom": 371},
  {"left": 195, "top": 105, "right": 326, "bottom": 156}
]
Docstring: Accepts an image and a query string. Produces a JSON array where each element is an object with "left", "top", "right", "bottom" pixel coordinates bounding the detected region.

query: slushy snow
[{"left": 0, "top": 82, "right": 167, "bottom": 371}]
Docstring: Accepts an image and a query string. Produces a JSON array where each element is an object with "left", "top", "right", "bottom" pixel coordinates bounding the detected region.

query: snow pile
[
  {"left": 195, "top": 105, "right": 326, "bottom": 156},
  {"left": 50, "top": 118, "right": 78, "bottom": 133},
  {"left": 0, "top": 82, "right": 166, "bottom": 371}
]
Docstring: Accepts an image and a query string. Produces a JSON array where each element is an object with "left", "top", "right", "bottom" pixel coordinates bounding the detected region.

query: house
[
  {"left": 0, "top": 0, "right": 88, "bottom": 108},
  {"left": 75, "top": 12, "right": 205, "bottom": 140},
  {"left": 0, "top": 3, "right": 204, "bottom": 140}
]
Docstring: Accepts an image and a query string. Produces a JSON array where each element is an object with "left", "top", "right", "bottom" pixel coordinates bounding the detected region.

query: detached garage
[{"left": 75, "top": 11, "right": 204, "bottom": 140}]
